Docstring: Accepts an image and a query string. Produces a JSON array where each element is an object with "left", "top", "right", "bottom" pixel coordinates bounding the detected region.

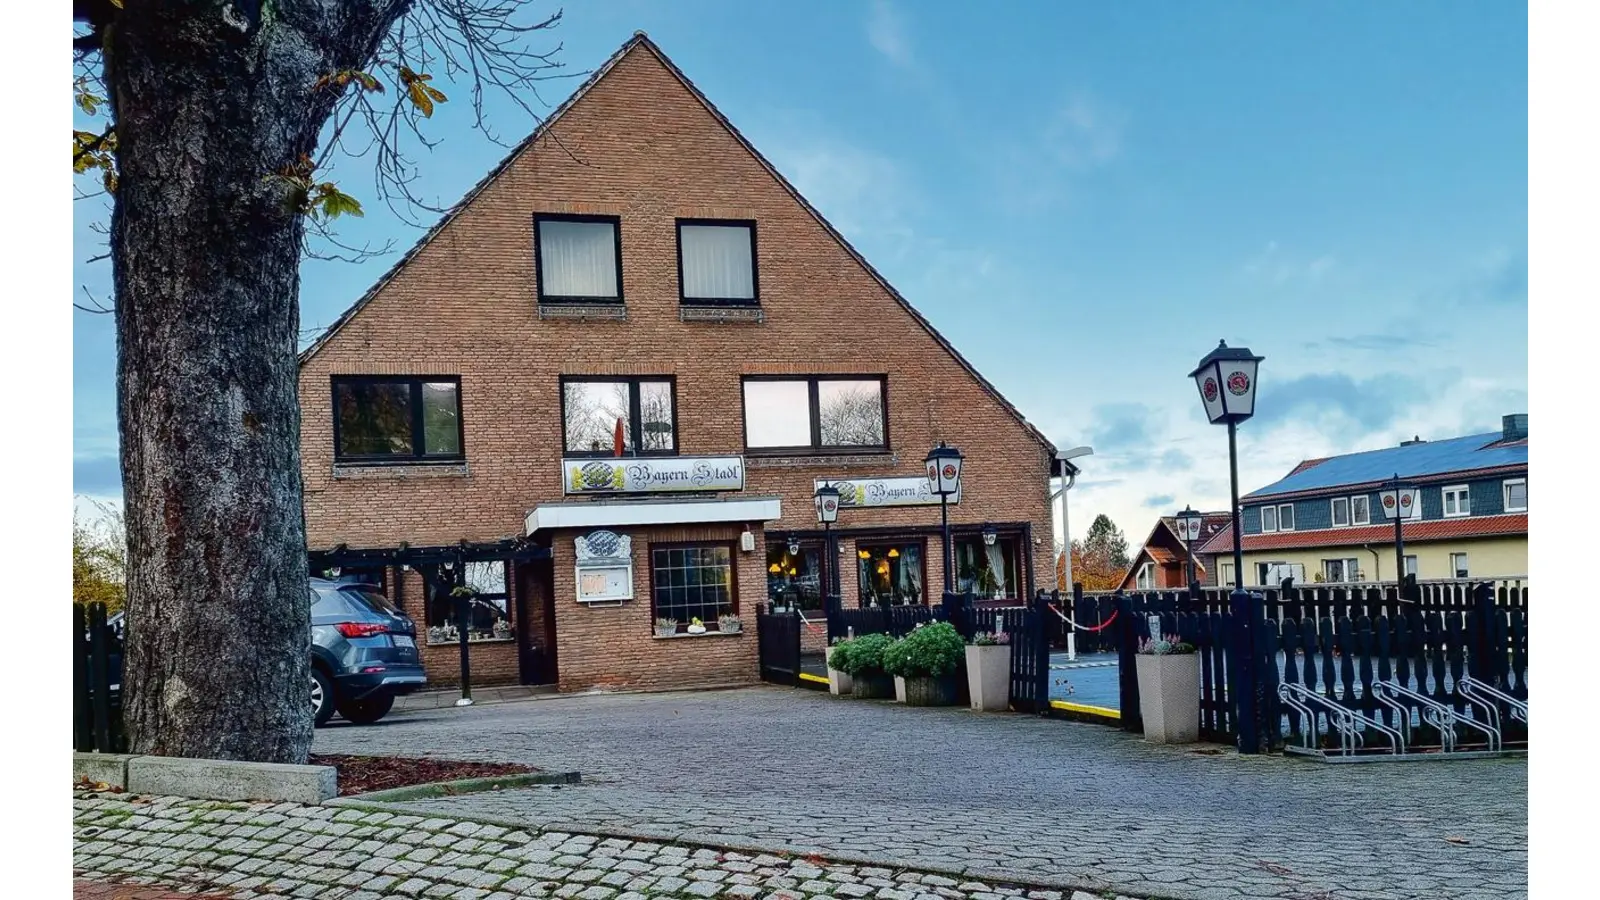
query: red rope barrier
[{"left": 1048, "top": 603, "right": 1119, "bottom": 633}]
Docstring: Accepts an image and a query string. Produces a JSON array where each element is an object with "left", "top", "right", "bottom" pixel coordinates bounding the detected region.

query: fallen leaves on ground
[
  {"left": 308, "top": 754, "right": 539, "bottom": 796},
  {"left": 73, "top": 776, "right": 123, "bottom": 794}
]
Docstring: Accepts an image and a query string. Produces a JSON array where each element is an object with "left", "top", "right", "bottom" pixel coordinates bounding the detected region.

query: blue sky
[{"left": 72, "top": 0, "right": 1528, "bottom": 544}]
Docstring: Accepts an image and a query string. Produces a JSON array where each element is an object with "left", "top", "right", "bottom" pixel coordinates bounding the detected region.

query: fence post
[
  {"left": 1115, "top": 591, "right": 1141, "bottom": 733},
  {"left": 73, "top": 604, "right": 90, "bottom": 752},
  {"left": 826, "top": 592, "right": 843, "bottom": 644},
  {"left": 88, "top": 601, "right": 113, "bottom": 753},
  {"left": 1469, "top": 581, "right": 1495, "bottom": 685},
  {"left": 1228, "top": 589, "right": 1261, "bottom": 755},
  {"left": 455, "top": 593, "right": 474, "bottom": 706},
  {"left": 1033, "top": 590, "right": 1051, "bottom": 711}
]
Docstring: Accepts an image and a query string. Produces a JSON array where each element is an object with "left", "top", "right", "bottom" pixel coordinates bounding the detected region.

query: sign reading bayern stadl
[
  {"left": 563, "top": 455, "right": 745, "bottom": 495},
  {"left": 819, "top": 476, "right": 961, "bottom": 508}
]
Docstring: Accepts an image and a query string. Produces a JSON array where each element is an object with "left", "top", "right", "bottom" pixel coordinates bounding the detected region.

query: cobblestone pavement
[
  {"left": 316, "top": 686, "right": 1528, "bottom": 900},
  {"left": 73, "top": 793, "right": 1125, "bottom": 900}
]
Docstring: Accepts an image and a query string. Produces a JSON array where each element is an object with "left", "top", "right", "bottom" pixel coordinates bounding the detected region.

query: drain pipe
[{"left": 1362, "top": 544, "right": 1382, "bottom": 583}]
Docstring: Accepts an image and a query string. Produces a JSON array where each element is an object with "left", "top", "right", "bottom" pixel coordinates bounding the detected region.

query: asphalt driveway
[{"left": 314, "top": 686, "right": 1526, "bottom": 900}]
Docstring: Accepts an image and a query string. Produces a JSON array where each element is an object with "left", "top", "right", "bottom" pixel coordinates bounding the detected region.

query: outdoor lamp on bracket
[{"left": 981, "top": 524, "right": 998, "bottom": 547}]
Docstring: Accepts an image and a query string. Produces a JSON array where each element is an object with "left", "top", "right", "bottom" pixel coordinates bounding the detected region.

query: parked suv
[
  {"left": 100, "top": 579, "right": 426, "bottom": 728},
  {"left": 310, "top": 578, "right": 426, "bottom": 726}
]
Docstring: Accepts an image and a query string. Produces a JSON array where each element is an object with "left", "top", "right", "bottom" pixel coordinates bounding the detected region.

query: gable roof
[
  {"left": 299, "top": 32, "right": 1054, "bottom": 455},
  {"left": 1246, "top": 431, "right": 1528, "bottom": 500}
]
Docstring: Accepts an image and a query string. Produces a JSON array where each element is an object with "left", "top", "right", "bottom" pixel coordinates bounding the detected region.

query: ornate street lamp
[
  {"left": 1189, "top": 339, "right": 1263, "bottom": 754},
  {"left": 924, "top": 443, "right": 965, "bottom": 593},
  {"left": 981, "top": 523, "right": 998, "bottom": 546},
  {"left": 1174, "top": 505, "right": 1204, "bottom": 587},
  {"left": 815, "top": 483, "right": 841, "bottom": 597},
  {"left": 1380, "top": 473, "right": 1418, "bottom": 595}
]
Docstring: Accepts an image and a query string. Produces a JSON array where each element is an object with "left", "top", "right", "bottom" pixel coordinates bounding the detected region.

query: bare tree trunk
[{"left": 107, "top": 4, "right": 406, "bottom": 762}]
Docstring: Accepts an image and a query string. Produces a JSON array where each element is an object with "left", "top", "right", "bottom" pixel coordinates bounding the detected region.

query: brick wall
[{"left": 298, "top": 38, "right": 1057, "bottom": 692}]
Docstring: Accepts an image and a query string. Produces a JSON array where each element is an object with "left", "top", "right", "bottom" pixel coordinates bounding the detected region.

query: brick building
[{"left": 297, "top": 33, "right": 1061, "bottom": 693}]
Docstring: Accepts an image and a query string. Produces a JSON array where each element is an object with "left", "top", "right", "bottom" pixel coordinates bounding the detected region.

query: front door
[{"left": 514, "top": 560, "right": 558, "bottom": 685}]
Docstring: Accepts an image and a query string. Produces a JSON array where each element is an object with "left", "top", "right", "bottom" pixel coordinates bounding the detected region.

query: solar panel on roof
[{"left": 1246, "top": 431, "right": 1527, "bottom": 497}]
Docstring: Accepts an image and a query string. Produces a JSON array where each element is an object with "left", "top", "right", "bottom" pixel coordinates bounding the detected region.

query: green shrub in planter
[
  {"left": 835, "top": 633, "right": 894, "bottom": 677},
  {"left": 882, "top": 622, "right": 964, "bottom": 678}
]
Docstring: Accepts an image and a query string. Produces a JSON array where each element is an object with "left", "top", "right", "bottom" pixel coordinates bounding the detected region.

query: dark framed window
[
  {"left": 426, "top": 560, "right": 512, "bottom": 639},
  {"left": 561, "top": 377, "right": 677, "bottom": 456},
  {"left": 955, "top": 535, "right": 1019, "bottom": 600},
  {"left": 677, "top": 219, "right": 758, "bottom": 306},
  {"left": 741, "top": 375, "right": 888, "bottom": 453},
  {"left": 534, "top": 213, "right": 623, "bottom": 304},
  {"left": 766, "top": 538, "right": 825, "bottom": 611},
  {"left": 332, "top": 376, "right": 463, "bottom": 464},
  {"left": 857, "top": 541, "right": 927, "bottom": 607},
  {"left": 651, "top": 543, "right": 738, "bottom": 632}
]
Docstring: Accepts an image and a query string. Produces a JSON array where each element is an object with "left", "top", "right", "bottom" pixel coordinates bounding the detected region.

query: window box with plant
[
  {"left": 717, "top": 614, "right": 742, "bottom": 634},
  {"left": 965, "top": 630, "right": 1012, "bottom": 712},
  {"left": 1135, "top": 634, "right": 1200, "bottom": 744},
  {"left": 882, "top": 622, "right": 965, "bottom": 707},
  {"left": 832, "top": 633, "right": 895, "bottom": 699},
  {"left": 654, "top": 617, "right": 678, "bottom": 638}
]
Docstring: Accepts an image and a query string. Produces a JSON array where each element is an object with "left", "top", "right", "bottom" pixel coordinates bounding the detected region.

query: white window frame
[
  {"left": 1502, "top": 478, "right": 1527, "bottom": 513},
  {"left": 1441, "top": 484, "right": 1471, "bottom": 518},
  {"left": 1219, "top": 562, "right": 1235, "bottom": 587},
  {"left": 1404, "top": 554, "right": 1418, "bottom": 578},
  {"left": 1351, "top": 495, "right": 1371, "bottom": 526},
  {"left": 1322, "top": 557, "right": 1360, "bottom": 583},
  {"left": 1277, "top": 504, "right": 1296, "bottom": 532},
  {"left": 1330, "top": 497, "right": 1351, "bottom": 528},
  {"left": 1135, "top": 561, "right": 1155, "bottom": 590},
  {"left": 1449, "top": 552, "right": 1469, "bottom": 579},
  {"left": 1260, "top": 505, "right": 1278, "bottom": 533}
]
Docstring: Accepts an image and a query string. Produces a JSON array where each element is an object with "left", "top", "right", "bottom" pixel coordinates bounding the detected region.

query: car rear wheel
[
  {"left": 311, "top": 669, "right": 336, "bottom": 727},
  {"left": 338, "top": 694, "right": 395, "bottom": 725}
]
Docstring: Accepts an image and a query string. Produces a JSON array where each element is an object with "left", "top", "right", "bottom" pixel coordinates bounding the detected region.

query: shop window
[
  {"left": 742, "top": 376, "right": 887, "bottom": 453},
  {"left": 677, "top": 220, "right": 757, "bottom": 305},
  {"left": 955, "top": 535, "right": 1019, "bottom": 600},
  {"left": 561, "top": 377, "right": 676, "bottom": 456},
  {"left": 426, "top": 561, "right": 512, "bottom": 642},
  {"left": 652, "top": 544, "right": 737, "bottom": 631},
  {"left": 856, "top": 541, "right": 926, "bottom": 607},
  {"left": 332, "top": 376, "right": 462, "bottom": 463},
  {"left": 767, "top": 539, "right": 825, "bottom": 611},
  {"left": 535, "top": 214, "right": 622, "bottom": 304}
]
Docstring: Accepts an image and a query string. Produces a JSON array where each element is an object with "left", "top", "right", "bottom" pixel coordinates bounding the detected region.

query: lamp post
[
  {"left": 1052, "top": 446, "right": 1092, "bottom": 661},
  {"left": 1189, "top": 339, "right": 1264, "bottom": 754},
  {"left": 1175, "top": 505, "right": 1204, "bottom": 588},
  {"left": 924, "top": 443, "right": 965, "bottom": 593},
  {"left": 1380, "top": 473, "right": 1417, "bottom": 595},
  {"left": 814, "top": 483, "right": 841, "bottom": 598}
]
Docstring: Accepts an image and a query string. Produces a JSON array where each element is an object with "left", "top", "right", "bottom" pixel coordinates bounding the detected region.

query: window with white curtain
[
  {"left": 678, "top": 220, "right": 757, "bottom": 304},
  {"left": 536, "top": 215, "right": 621, "bottom": 302}
]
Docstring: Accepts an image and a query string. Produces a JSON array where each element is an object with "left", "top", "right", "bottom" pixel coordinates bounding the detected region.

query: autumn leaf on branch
[{"left": 398, "top": 66, "right": 449, "bottom": 117}]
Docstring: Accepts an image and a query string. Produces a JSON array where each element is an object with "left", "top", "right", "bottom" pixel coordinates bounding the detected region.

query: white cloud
[
  {"left": 866, "top": 1, "right": 914, "bottom": 68},
  {"left": 1042, "top": 93, "right": 1124, "bottom": 171},
  {"left": 1241, "top": 241, "right": 1338, "bottom": 285},
  {"left": 987, "top": 91, "right": 1126, "bottom": 212}
]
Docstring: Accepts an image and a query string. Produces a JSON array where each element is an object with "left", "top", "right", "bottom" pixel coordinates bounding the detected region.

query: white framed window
[
  {"left": 1351, "top": 495, "right": 1371, "bottom": 526},
  {"left": 1322, "top": 558, "right": 1360, "bottom": 582},
  {"left": 1442, "top": 485, "right": 1471, "bottom": 518},
  {"left": 1449, "top": 552, "right": 1469, "bottom": 578},
  {"left": 1404, "top": 554, "right": 1418, "bottom": 578},
  {"left": 1331, "top": 497, "right": 1351, "bottom": 527},
  {"left": 1502, "top": 478, "right": 1527, "bottom": 512},
  {"left": 1277, "top": 504, "right": 1296, "bottom": 532},
  {"left": 1219, "top": 562, "right": 1235, "bottom": 587},
  {"left": 1135, "top": 561, "right": 1155, "bottom": 590},
  {"left": 1258, "top": 561, "right": 1305, "bottom": 586},
  {"left": 1260, "top": 506, "right": 1278, "bottom": 533}
]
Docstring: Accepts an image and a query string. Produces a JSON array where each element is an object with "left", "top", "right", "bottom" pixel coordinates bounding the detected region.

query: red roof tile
[{"left": 1199, "top": 515, "right": 1525, "bottom": 554}]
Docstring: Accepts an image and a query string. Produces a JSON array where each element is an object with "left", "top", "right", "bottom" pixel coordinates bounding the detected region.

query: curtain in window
[
  {"left": 985, "top": 542, "right": 1008, "bottom": 596},
  {"left": 539, "top": 220, "right": 618, "bottom": 299},
  {"left": 680, "top": 225, "right": 754, "bottom": 300}
]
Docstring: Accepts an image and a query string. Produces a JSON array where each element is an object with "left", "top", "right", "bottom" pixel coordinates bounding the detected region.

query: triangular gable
[{"left": 299, "top": 32, "right": 1054, "bottom": 454}]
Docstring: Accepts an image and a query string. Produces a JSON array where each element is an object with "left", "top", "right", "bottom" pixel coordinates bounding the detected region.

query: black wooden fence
[
  {"left": 74, "top": 602, "right": 125, "bottom": 754},
  {"left": 757, "top": 608, "right": 801, "bottom": 686}
]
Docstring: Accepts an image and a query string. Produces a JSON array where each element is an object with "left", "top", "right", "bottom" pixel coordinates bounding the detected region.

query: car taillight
[{"left": 335, "top": 622, "right": 390, "bottom": 638}]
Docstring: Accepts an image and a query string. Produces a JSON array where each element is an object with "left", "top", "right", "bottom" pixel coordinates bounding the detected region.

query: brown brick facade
[{"left": 297, "top": 35, "right": 1057, "bottom": 693}]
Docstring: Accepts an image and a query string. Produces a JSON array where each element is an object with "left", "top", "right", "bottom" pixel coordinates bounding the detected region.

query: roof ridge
[{"left": 297, "top": 32, "right": 1055, "bottom": 454}]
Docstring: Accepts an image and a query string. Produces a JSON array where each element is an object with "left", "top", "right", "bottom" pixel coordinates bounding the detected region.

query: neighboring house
[
  {"left": 1196, "top": 415, "right": 1528, "bottom": 587},
  {"left": 296, "top": 33, "right": 1058, "bottom": 693},
  {"left": 1120, "top": 512, "right": 1231, "bottom": 591}
]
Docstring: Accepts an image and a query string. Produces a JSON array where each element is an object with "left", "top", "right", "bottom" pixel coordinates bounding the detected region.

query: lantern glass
[
  {"left": 1176, "top": 507, "right": 1203, "bottom": 542},
  {"left": 815, "top": 484, "right": 841, "bottom": 525},
  {"left": 1192, "top": 360, "right": 1227, "bottom": 425},
  {"left": 982, "top": 526, "right": 997, "bottom": 546},
  {"left": 924, "top": 444, "right": 964, "bottom": 497},
  {"left": 1220, "top": 357, "right": 1260, "bottom": 419},
  {"left": 1189, "top": 341, "right": 1263, "bottom": 425}
]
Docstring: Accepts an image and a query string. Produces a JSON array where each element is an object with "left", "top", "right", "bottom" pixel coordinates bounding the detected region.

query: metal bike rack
[
  {"left": 1278, "top": 682, "right": 1406, "bottom": 759},
  {"left": 1373, "top": 681, "right": 1500, "bottom": 753},
  {"left": 1459, "top": 676, "right": 1528, "bottom": 735}
]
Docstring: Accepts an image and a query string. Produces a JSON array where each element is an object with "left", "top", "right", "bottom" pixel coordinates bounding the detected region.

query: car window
[
  {"left": 311, "top": 587, "right": 367, "bottom": 616},
  {"left": 341, "top": 587, "right": 402, "bottom": 617}
]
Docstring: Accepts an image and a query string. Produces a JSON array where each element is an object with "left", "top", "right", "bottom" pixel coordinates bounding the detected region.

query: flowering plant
[
  {"left": 1137, "top": 633, "right": 1196, "bottom": 655},
  {"left": 971, "top": 631, "right": 1011, "bottom": 646}
]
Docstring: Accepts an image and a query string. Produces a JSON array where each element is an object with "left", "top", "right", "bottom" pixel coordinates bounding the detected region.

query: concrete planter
[
  {"left": 827, "top": 666, "right": 854, "bottom": 696},
  {"left": 904, "top": 674, "right": 960, "bottom": 707},
  {"left": 851, "top": 673, "right": 895, "bottom": 699},
  {"left": 893, "top": 675, "right": 907, "bottom": 703},
  {"left": 1135, "top": 653, "right": 1201, "bottom": 744},
  {"left": 965, "top": 644, "right": 1012, "bottom": 711}
]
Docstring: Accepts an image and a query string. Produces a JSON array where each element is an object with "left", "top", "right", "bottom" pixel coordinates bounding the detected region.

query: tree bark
[{"left": 106, "top": 2, "right": 408, "bottom": 762}]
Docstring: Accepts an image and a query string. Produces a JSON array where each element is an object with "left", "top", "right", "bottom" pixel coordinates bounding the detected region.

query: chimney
[
  {"left": 1400, "top": 435, "right": 1426, "bottom": 447},
  {"left": 1502, "top": 413, "right": 1528, "bottom": 442}
]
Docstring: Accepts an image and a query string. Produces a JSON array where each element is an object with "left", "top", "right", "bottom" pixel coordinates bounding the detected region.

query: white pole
[{"left": 1059, "top": 462, "right": 1077, "bottom": 662}]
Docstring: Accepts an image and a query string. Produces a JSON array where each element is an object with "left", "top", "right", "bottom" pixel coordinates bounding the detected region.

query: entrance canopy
[{"left": 525, "top": 496, "right": 782, "bottom": 534}]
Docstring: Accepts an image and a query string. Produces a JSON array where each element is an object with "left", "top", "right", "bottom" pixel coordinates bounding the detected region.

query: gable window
[
  {"left": 1449, "top": 552, "right": 1470, "bottom": 579},
  {"left": 333, "top": 376, "right": 463, "bottom": 464},
  {"left": 1260, "top": 506, "right": 1278, "bottom": 533},
  {"left": 561, "top": 377, "right": 676, "bottom": 456},
  {"left": 1351, "top": 495, "right": 1371, "bottom": 526},
  {"left": 1277, "top": 504, "right": 1295, "bottom": 532},
  {"left": 652, "top": 544, "right": 737, "bottom": 632},
  {"left": 1503, "top": 478, "right": 1527, "bottom": 512},
  {"left": 1442, "top": 485, "right": 1471, "bottom": 517},
  {"left": 677, "top": 220, "right": 757, "bottom": 305},
  {"left": 1331, "top": 497, "right": 1351, "bottom": 528},
  {"left": 1135, "top": 561, "right": 1156, "bottom": 590},
  {"left": 742, "top": 376, "right": 888, "bottom": 453},
  {"left": 535, "top": 214, "right": 623, "bottom": 304}
]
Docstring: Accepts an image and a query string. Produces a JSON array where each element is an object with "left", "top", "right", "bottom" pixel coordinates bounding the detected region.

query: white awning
[{"left": 526, "top": 496, "right": 783, "bottom": 535}]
